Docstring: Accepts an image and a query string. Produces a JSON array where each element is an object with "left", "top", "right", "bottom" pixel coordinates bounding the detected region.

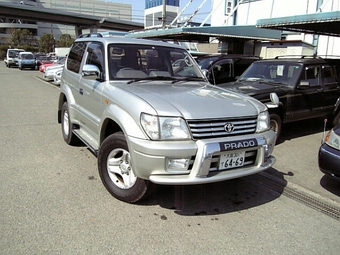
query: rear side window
[
  {"left": 67, "top": 42, "right": 86, "bottom": 73},
  {"left": 322, "top": 65, "right": 337, "bottom": 84}
]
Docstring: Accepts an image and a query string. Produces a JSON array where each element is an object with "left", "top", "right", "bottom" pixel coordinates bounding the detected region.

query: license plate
[{"left": 219, "top": 152, "right": 245, "bottom": 170}]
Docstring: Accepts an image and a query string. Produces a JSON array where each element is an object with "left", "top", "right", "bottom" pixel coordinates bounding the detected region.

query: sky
[{"left": 106, "top": 0, "right": 212, "bottom": 24}]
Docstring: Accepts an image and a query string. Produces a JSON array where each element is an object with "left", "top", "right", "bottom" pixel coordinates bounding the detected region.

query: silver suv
[{"left": 57, "top": 33, "right": 277, "bottom": 203}]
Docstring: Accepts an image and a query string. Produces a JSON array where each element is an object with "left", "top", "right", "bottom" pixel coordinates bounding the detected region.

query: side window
[
  {"left": 85, "top": 42, "right": 105, "bottom": 73},
  {"left": 302, "top": 66, "right": 320, "bottom": 86},
  {"left": 210, "top": 60, "right": 231, "bottom": 80},
  {"left": 67, "top": 42, "right": 86, "bottom": 73},
  {"left": 322, "top": 65, "right": 337, "bottom": 84}
]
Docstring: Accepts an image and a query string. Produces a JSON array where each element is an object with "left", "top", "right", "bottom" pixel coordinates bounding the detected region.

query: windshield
[
  {"left": 238, "top": 61, "right": 303, "bottom": 85},
  {"left": 107, "top": 44, "right": 205, "bottom": 81},
  {"left": 8, "top": 50, "right": 24, "bottom": 58},
  {"left": 21, "top": 54, "right": 34, "bottom": 60}
]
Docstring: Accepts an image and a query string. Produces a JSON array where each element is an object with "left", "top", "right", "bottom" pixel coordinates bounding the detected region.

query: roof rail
[
  {"left": 274, "top": 55, "right": 321, "bottom": 59},
  {"left": 317, "top": 55, "right": 340, "bottom": 59},
  {"left": 78, "top": 33, "right": 103, "bottom": 38}
]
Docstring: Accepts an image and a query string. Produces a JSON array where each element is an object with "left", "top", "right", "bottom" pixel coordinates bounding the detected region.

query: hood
[
  {"left": 117, "top": 81, "right": 265, "bottom": 119},
  {"left": 46, "top": 64, "right": 64, "bottom": 71},
  {"left": 219, "top": 80, "right": 290, "bottom": 100}
]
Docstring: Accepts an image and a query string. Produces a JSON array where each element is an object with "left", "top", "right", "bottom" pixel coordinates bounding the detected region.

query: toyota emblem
[{"left": 224, "top": 123, "right": 235, "bottom": 133}]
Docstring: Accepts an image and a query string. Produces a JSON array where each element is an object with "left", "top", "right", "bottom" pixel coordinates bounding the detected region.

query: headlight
[
  {"left": 256, "top": 111, "right": 270, "bottom": 133},
  {"left": 141, "top": 113, "right": 190, "bottom": 140},
  {"left": 325, "top": 129, "right": 340, "bottom": 150}
]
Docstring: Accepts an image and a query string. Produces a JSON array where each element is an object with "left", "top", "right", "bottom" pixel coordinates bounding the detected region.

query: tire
[
  {"left": 61, "top": 101, "right": 80, "bottom": 145},
  {"left": 98, "top": 132, "right": 149, "bottom": 203},
  {"left": 269, "top": 113, "right": 282, "bottom": 140}
]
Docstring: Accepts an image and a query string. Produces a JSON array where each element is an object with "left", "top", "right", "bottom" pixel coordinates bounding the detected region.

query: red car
[{"left": 39, "top": 57, "right": 66, "bottom": 72}]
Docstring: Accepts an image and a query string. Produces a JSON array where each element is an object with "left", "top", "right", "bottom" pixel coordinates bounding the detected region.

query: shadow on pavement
[
  {"left": 277, "top": 117, "right": 327, "bottom": 144},
  {"left": 140, "top": 167, "right": 288, "bottom": 216},
  {"left": 320, "top": 175, "right": 340, "bottom": 197}
]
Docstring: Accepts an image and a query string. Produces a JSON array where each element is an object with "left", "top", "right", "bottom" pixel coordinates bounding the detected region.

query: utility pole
[{"left": 162, "top": 0, "right": 166, "bottom": 29}]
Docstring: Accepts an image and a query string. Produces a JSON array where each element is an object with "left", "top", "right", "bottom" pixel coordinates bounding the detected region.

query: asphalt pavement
[{"left": 0, "top": 62, "right": 339, "bottom": 255}]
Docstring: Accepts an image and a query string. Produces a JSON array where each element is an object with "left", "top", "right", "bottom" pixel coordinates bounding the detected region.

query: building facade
[
  {"left": 0, "top": 0, "right": 132, "bottom": 44},
  {"left": 209, "top": 0, "right": 340, "bottom": 57},
  {"left": 144, "top": 0, "right": 179, "bottom": 28}
]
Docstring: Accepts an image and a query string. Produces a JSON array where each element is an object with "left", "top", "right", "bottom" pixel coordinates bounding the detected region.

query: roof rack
[
  {"left": 78, "top": 33, "right": 103, "bottom": 38},
  {"left": 274, "top": 55, "right": 321, "bottom": 59}
]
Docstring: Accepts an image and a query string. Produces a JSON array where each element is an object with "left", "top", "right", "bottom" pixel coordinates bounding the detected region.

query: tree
[
  {"left": 58, "top": 34, "right": 74, "bottom": 47},
  {"left": 39, "top": 34, "right": 56, "bottom": 53},
  {"left": 11, "top": 29, "right": 36, "bottom": 47}
]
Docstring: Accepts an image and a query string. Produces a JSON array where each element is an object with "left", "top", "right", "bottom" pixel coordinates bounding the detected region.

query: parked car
[
  {"left": 196, "top": 54, "right": 261, "bottom": 84},
  {"left": 43, "top": 58, "right": 65, "bottom": 81},
  {"left": 39, "top": 57, "right": 65, "bottom": 72},
  {"left": 53, "top": 69, "right": 62, "bottom": 85},
  {"left": 57, "top": 33, "right": 277, "bottom": 203},
  {"left": 218, "top": 56, "right": 340, "bottom": 139},
  {"left": 34, "top": 53, "right": 50, "bottom": 69},
  {"left": 318, "top": 122, "right": 340, "bottom": 181},
  {"left": 18, "top": 52, "right": 36, "bottom": 70},
  {"left": 5, "top": 48, "right": 24, "bottom": 68}
]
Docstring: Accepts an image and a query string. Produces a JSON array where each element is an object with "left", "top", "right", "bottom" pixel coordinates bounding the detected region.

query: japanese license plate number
[{"left": 219, "top": 151, "right": 245, "bottom": 170}]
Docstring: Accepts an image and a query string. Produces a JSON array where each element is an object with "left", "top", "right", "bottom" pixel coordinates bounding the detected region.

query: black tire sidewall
[
  {"left": 61, "top": 102, "right": 73, "bottom": 144},
  {"left": 98, "top": 132, "right": 148, "bottom": 203},
  {"left": 270, "top": 113, "right": 282, "bottom": 140}
]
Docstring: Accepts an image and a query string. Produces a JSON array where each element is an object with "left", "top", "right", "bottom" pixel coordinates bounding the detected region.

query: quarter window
[
  {"left": 322, "top": 65, "right": 337, "bottom": 84},
  {"left": 67, "top": 42, "right": 86, "bottom": 73}
]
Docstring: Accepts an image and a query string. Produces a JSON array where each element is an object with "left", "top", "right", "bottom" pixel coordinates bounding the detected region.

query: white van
[{"left": 5, "top": 48, "right": 25, "bottom": 68}]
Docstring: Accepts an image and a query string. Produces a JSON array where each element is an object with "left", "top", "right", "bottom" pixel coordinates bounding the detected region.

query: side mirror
[
  {"left": 298, "top": 81, "right": 310, "bottom": 89},
  {"left": 265, "top": 92, "right": 280, "bottom": 108},
  {"left": 201, "top": 69, "right": 208, "bottom": 77},
  {"left": 82, "top": 64, "right": 101, "bottom": 80}
]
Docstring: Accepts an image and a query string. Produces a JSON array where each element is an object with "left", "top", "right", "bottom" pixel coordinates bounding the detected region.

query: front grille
[{"left": 187, "top": 117, "right": 257, "bottom": 139}]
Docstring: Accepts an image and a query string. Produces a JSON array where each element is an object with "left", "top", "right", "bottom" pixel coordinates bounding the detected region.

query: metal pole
[
  {"left": 169, "top": 0, "right": 193, "bottom": 27},
  {"left": 162, "top": 0, "right": 166, "bottom": 29}
]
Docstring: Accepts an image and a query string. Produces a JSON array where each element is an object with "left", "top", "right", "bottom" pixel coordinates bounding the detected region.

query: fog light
[
  {"left": 264, "top": 144, "right": 274, "bottom": 160},
  {"left": 166, "top": 158, "right": 190, "bottom": 173}
]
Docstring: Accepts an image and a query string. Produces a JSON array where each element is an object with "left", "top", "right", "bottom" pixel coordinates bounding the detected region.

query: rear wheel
[
  {"left": 98, "top": 132, "right": 149, "bottom": 203},
  {"left": 61, "top": 102, "right": 80, "bottom": 145}
]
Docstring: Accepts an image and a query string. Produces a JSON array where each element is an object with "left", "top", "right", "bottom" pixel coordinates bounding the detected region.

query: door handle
[{"left": 79, "top": 88, "right": 84, "bottom": 95}]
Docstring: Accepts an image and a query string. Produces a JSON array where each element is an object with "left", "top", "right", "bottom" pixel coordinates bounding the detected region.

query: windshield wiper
[
  {"left": 171, "top": 77, "right": 206, "bottom": 84},
  {"left": 126, "top": 76, "right": 177, "bottom": 84},
  {"left": 239, "top": 77, "right": 287, "bottom": 86},
  {"left": 127, "top": 76, "right": 206, "bottom": 84}
]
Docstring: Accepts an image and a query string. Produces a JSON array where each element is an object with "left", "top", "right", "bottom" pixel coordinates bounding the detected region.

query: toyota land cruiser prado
[{"left": 57, "top": 33, "right": 277, "bottom": 203}]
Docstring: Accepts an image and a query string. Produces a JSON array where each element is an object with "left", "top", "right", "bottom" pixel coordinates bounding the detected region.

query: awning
[
  {"left": 127, "top": 25, "right": 282, "bottom": 42},
  {"left": 256, "top": 11, "right": 340, "bottom": 37}
]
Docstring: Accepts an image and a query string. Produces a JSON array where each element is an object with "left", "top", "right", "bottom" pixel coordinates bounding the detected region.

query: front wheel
[
  {"left": 98, "top": 132, "right": 149, "bottom": 203},
  {"left": 270, "top": 113, "right": 282, "bottom": 140}
]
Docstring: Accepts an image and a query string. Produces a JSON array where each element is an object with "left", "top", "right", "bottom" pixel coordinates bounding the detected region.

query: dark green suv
[{"left": 219, "top": 56, "right": 340, "bottom": 139}]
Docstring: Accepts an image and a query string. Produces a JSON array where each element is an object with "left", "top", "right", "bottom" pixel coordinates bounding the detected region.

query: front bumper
[
  {"left": 21, "top": 61, "right": 36, "bottom": 68},
  {"left": 318, "top": 144, "right": 340, "bottom": 181},
  {"left": 128, "top": 130, "right": 276, "bottom": 185}
]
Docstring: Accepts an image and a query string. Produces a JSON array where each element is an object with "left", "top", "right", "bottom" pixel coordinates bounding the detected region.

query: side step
[{"left": 73, "top": 129, "right": 99, "bottom": 156}]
